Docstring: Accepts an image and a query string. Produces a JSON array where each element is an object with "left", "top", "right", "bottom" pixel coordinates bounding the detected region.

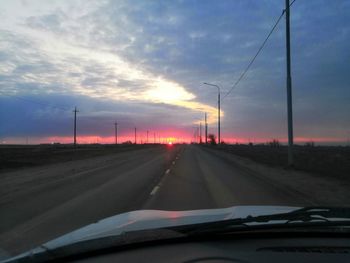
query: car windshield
[{"left": 1, "top": 0, "right": 350, "bottom": 259}]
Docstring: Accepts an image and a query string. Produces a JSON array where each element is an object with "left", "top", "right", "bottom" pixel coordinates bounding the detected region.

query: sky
[{"left": 0, "top": 0, "right": 349, "bottom": 145}]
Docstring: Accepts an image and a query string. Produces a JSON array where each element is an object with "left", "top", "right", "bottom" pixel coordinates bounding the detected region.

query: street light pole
[
  {"left": 205, "top": 112, "right": 208, "bottom": 144},
  {"left": 218, "top": 91, "right": 221, "bottom": 144},
  {"left": 204, "top": 82, "right": 221, "bottom": 144},
  {"left": 285, "top": 0, "right": 294, "bottom": 166}
]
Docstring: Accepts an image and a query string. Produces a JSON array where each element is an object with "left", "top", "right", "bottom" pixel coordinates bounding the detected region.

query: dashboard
[{"left": 72, "top": 236, "right": 350, "bottom": 263}]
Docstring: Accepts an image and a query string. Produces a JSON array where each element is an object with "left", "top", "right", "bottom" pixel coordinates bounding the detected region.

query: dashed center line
[
  {"left": 149, "top": 168, "right": 172, "bottom": 196},
  {"left": 150, "top": 186, "right": 160, "bottom": 195}
]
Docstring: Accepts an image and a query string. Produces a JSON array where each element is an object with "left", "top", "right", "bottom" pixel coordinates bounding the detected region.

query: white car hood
[
  {"left": 4, "top": 206, "right": 299, "bottom": 262},
  {"left": 42, "top": 206, "right": 298, "bottom": 249}
]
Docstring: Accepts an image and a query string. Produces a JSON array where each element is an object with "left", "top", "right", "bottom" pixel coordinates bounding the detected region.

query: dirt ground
[
  {"left": 0, "top": 144, "right": 159, "bottom": 171},
  {"left": 204, "top": 147, "right": 350, "bottom": 205},
  {"left": 2, "top": 144, "right": 350, "bottom": 179},
  {"left": 211, "top": 144, "right": 350, "bottom": 180}
]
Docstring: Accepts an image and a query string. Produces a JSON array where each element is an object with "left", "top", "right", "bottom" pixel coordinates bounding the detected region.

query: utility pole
[
  {"left": 205, "top": 112, "right": 208, "bottom": 144},
  {"left": 218, "top": 90, "right": 221, "bottom": 144},
  {"left": 199, "top": 122, "right": 202, "bottom": 144},
  {"left": 193, "top": 127, "right": 197, "bottom": 143},
  {"left": 154, "top": 132, "right": 156, "bottom": 144},
  {"left": 197, "top": 127, "right": 200, "bottom": 143},
  {"left": 114, "top": 122, "right": 118, "bottom": 145},
  {"left": 285, "top": 0, "right": 294, "bottom": 166},
  {"left": 134, "top": 127, "right": 137, "bottom": 144},
  {"left": 73, "top": 106, "right": 79, "bottom": 147},
  {"left": 147, "top": 130, "right": 149, "bottom": 144},
  {"left": 203, "top": 83, "right": 221, "bottom": 144}
]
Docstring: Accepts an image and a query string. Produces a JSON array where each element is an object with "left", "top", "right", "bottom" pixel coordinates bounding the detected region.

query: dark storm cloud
[{"left": 0, "top": 94, "right": 196, "bottom": 138}]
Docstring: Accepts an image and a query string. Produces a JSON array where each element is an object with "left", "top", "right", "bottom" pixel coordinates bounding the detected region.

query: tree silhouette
[{"left": 208, "top": 134, "right": 217, "bottom": 145}]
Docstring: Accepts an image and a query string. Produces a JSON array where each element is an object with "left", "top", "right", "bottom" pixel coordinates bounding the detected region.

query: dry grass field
[
  {"left": 2, "top": 143, "right": 349, "bottom": 180},
  {"left": 211, "top": 144, "right": 350, "bottom": 180},
  {"left": 0, "top": 144, "right": 159, "bottom": 171}
]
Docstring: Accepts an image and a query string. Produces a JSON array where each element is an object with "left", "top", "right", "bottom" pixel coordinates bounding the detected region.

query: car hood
[{"left": 4, "top": 206, "right": 299, "bottom": 262}]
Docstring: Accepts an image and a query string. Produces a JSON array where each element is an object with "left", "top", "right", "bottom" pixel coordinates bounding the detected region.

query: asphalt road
[{"left": 0, "top": 144, "right": 312, "bottom": 256}]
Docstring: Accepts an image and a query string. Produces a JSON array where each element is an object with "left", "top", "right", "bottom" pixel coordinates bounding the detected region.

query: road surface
[{"left": 0, "top": 144, "right": 333, "bottom": 256}]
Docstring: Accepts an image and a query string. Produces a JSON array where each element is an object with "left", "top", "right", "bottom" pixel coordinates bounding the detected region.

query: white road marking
[
  {"left": 149, "top": 168, "right": 171, "bottom": 196},
  {"left": 150, "top": 186, "right": 160, "bottom": 195}
]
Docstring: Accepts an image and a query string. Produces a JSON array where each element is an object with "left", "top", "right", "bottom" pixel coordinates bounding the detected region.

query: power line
[{"left": 222, "top": 0, "right": 297, "bottom": 100}]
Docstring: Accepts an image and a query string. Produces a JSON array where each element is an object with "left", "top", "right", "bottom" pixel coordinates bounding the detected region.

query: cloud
[
  {"left": 0, "top": 0, "right": 349, "bottom": 143},
  {"left": 0, "top": 25, "right": 218, "bottom": 122},
  {"left": 0, "top": 94, "right": 202, "bottom": 139}
]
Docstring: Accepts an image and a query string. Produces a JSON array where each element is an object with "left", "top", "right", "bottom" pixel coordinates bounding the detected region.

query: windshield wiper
[{"left": 173, "top": 207, "right": 350, "bottom": 235}]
